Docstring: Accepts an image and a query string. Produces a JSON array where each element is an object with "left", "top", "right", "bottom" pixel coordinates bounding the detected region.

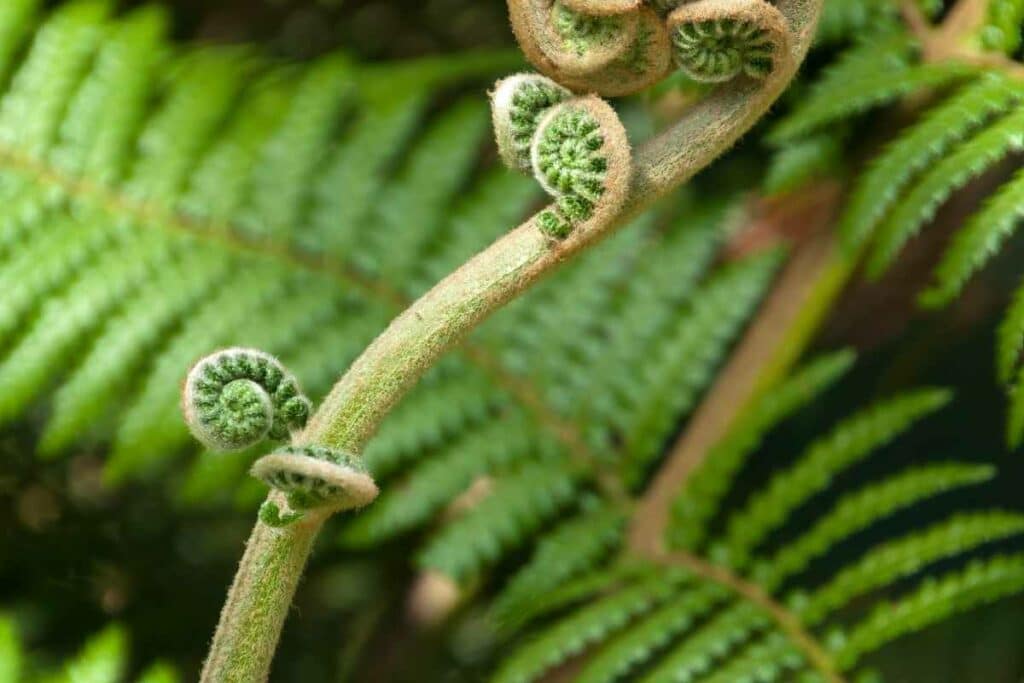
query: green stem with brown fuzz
[{"left": 200, "top": 2, "right": 824, "bottom": 680}]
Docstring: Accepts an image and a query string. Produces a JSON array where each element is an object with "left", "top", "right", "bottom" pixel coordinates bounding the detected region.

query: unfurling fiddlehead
[
  {"left": 492, "top": 76, "right": 631, "bottom": 239},
  {"left": 251, "top": 446, "right": 379, "bottom": 527},
  {"left": 667, "top": 0, "right": 791, "bottom": 83},
  {"left": 182, "top": 348, "right": 312, "bottom": 452},
  {"left": 508, "top": 0, "right": 672, "bottom": 96},
  {"left": 183, "top": 349, "right": 378, "bottom": 528},
  {"left": 498, "top": 0, "right": 794, "bottom": 239},
  {"left": 491, "top": 74, "right": 572, "bottom": 173}
]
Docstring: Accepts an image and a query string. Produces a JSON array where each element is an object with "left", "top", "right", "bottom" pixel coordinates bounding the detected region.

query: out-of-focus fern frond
[{"left": 494, "top": 353, "right": 1023, "bottom": 683}]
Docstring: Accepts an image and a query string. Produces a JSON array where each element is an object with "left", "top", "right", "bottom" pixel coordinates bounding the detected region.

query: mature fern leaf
[
  {"left": 752, "top": 463, "right": 996, "bottom": 591},
  {"left": 0, "top": 2, "right": 522, "bottom": 488},
  {"left": 492, "top": 504, "right": 628, "bottom": 632},
  {"left": 493, "top": 570, "right": 689, "bottom": 683},
  {"left": 574, "top": 584, "right": 729, "bottom": 683},
  {"left": 417, "top": 461, "right": 579, "bottom": 582},
  {"left": 637, "top": 601, "right": 772, "bottom": 683},
  {"left": 617, "top": 249, "right": 784, "bottom": 486},
  {"left": 866, "top": 105, "right": 1024, "bottom": 277},
  {"left": 671, "top": 350, "right": 855, "bottom": 552},
  {"left": 800, "top": 511, "right": 1024, "bottom": 624},
  {"left": 695, "top": 631, "right": 806, "bottom": 683},
  {"left": 715, "top": 388, "right": 952, "bottom": 568},
  {"left": 833, "top": 554, "right": 1024, "bottom": 670},
  {"left": 769, "top": 37, "right": 973, "bottom": 143},
  {"left": 492, "top": 352, "right": 1020, "bottom": 682},
  {"left": 838, "top": 73, "right": 1024, "bottom": 250},
  {"left": 341, "top": 414, "right": 545, "bottom": 546},
  {"left": 923, "top": 165, "right": 1024, "bottom": 306}
]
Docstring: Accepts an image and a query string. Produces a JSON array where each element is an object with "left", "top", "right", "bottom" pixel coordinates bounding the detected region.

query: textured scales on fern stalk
[{"left": 199, "top": 1, "right": 824, "bottom": 680}]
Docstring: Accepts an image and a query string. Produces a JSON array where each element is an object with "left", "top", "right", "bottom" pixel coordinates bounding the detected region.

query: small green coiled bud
[
  {"left": 491, "top": 74, "right": 572, "bottom": 173},
  {"left": 182, "top": 348, "right": 311, "bottom": 452},
  {"left": 530, "top": 96, "right": 631, "bottom": 239},
  {"left": 667, "top": 0, "right": 791, "bottom": 83},
  {"left": 251, "top": 445, "right": 379, "bottom": 526},
  {"left": 508, "top": 0, "right": 671, "bottom": 96}
]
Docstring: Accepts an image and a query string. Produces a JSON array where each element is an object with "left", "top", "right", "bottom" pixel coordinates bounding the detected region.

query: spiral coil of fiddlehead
[
  {"left": 532, "top": 96, "right": 632, "bottom": 238},
  {"left": 505, "top": 0, "right": 792, "bottom": 95},
  {"left": 492, "top": 76, "right": 631, "bottom": 240},
  {"left": 667, "top": 0, "right": 791, "bottom": 83},
  {"left": 491, "top": 74, "right": 573, "bottom": 172},
  {"left": 182, "top": 348, "right": 312, "bottom": 452},
  {"left": 252, "top": 445, "right": 379, "bottom": 527},
  {"left": 508, "top": 0, "right": 671, "bottom": 96}
]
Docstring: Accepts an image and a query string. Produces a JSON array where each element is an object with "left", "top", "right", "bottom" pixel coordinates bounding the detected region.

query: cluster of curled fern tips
[
  {"left": 494, "top": 0, "right": 791, "bottom": 239},
  {"left": 182, "top": 348, "right": 377, "bottom": 528}
]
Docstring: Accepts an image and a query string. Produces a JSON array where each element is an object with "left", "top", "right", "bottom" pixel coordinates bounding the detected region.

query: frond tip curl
[
  {"left": 667, "top": 0, "right": 792, "bottom": 83},
  {"left": 182, "top": 348, "right": 312, "bottom": 452},
  {"left": 532, "top": 96, "right": 632, "bottom": 238},
  {"left": 252, "top": 445, "right": 379, "bottom": 526},
  {"left": 507, "top": 0, "right": 671, "bottom": 96},
  {"left": 492, "top": 77, "right": 631, "bottom": 239}
]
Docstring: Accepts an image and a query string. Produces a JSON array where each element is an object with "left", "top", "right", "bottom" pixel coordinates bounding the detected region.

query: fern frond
[
  {"left": 618, "top": 249, "right": 784, "bottom": 486},
  {"left": 361, "top": 369, "right": 506, "bottom": 478},
  {"left": 695, "top": 631, "right": 805, "bottom": 683},
  {"left": 865, "top": 106, "right": 1024, "bottom": 277},
  {"left": 833, "top": 554, "right": 1024, "bottom": 670},
  {"left": 922, "top": 165, "right": 1024, "bottom": 307},
  {"left": 671, "top": 350, "right": 856, "bottom": 552},
  {"left": 494, "top": 570, "right": 689, "bottom": 683},
  {"left": 506, "top": 563, "right": 656, "bottom": 632},
  {"left": 839, "top": 73, "right": 1024, "bottom": 250},
  {"left": 637, "top": 601, "right": 771, "bottom": 683},
  {"left": 417, "top": 461, "right": 579, "bottom": 582},
  {"left": 769, "top": 37, "right": 973, "bottom": 143},
  {"left": 717, "top": 389, "right": 952, "bottom": 568},
  {"left": 753, "top": 463, "right": 996, "bottom": 591},
  {"left": 0, "top": 2, "right": 521, "bottom": 491},
  {"left": 800, "top": 511, "right": 1024, "bottom": 625},
  {"left": 492, "top": 504, "right": 628, "bottom": 632},
  {"left": 574, "top": 584, "right": 729, "bottom": 683},
  {"left": 340, "top": 415, "right": 543, "bottom": 546}
]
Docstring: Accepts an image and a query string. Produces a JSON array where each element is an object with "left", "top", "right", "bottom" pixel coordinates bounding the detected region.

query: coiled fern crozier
[{"left": 1, "top": 0, "right": 1023, "bottom": 681}]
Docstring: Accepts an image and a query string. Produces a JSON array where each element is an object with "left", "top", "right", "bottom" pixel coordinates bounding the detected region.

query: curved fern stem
[{"left": 200, "top": 2, "right": 825, "bottom": 680}]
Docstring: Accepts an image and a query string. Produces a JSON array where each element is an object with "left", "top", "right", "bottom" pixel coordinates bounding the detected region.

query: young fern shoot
[{"left": 193, "top": 1, "right": 825, "bottom": 680}]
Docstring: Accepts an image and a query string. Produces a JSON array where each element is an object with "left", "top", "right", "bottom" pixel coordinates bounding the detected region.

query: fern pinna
[
  {"left": 491, "top": 357, "right": 1024, "bottom": 683},
  {"left": 766, "top": 4, "right": 1024, "bottom": 448},
  {"left": 0, "top": 0, "right": 526, "bottom": 492}
]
